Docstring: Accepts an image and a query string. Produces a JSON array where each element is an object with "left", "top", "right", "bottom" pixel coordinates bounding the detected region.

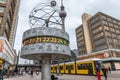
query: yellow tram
[{"left": 51, "top": 58, "right": 103, "bottom": 75}]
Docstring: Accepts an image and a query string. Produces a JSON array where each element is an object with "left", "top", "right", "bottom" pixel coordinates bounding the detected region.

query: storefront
[
  {"left": 77, "top": 49, "right": 120, "bottom": 70},
  {"left": 102, "top": 58, "right": 120, "bottom": 70},
  {"left": 0, "top": 37, "right": 15, "bottom": 70}
]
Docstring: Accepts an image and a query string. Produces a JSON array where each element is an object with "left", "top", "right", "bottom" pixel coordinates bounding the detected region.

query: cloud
[
  {"left": 14, "top": 0, "right": 120, "bottom": 58},
  {"left": 14, "top": 0, "right": 120, "bottom": 63}
]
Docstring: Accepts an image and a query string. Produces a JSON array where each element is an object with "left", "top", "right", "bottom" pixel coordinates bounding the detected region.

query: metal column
[{"left": 41, "top": 59, "right": 51, "bottom": 80}]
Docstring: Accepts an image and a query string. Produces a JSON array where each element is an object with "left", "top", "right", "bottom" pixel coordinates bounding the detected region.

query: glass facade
[
  {"left": 0, "top": 0, "right": 6, "bottom": 4},
  {"left": 0, "top": 6, "right": 5, "bottom": 13},
  {"left": 0, "top": 17, "right": 2, "bottom": 24}
]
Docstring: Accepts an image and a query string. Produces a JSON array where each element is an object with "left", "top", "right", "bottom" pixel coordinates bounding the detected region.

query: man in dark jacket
[
  {"left": 0, "top": 69, "right": 6, "bottom": 80},
  {"left": 102, "top": 66, "right": 107, "bottom": 80}
]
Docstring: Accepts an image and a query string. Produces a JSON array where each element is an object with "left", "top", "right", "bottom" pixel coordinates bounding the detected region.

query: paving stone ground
[{"left": 4, "top": 71, "right": 120, "bottom": 80}]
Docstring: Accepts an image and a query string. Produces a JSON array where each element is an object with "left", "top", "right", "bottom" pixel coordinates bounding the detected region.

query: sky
[{"left": 14, "top": 0, "right": 120, "bottom": 63}]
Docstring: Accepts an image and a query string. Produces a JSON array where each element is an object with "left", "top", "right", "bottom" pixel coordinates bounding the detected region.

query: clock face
[{"left": 29, "top": 2, "right": 62, "bottom": 28}]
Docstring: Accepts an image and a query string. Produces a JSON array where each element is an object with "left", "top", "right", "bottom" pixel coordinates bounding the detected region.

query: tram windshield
[{"left": 95, "top": 60, "right": 103, "bottom": 68}]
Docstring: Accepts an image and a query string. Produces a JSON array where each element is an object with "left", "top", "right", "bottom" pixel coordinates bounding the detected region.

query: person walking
[
  {"left": 51, "top": 74, "right": 55, "bottom": 80},
  {"left": 108, "top": 67, "right": 111, "bottom": 73},
  {"left": 96, "top": 65, "right": 101, "bottom": 80},
  {"left": 56, "top": 69, "right": 59, "bottom": 75},
  {"left": 0, "top": 71, "right": 2, "bottom": 80},
  {"left": 30, "top": 68, "right": 33, "bottom": 77},
  {"left": 0, "top": 69, "right": 6, "bottom": 80},
  {"left": 102, "top": 66, "right": 107, "bottom": 80}
]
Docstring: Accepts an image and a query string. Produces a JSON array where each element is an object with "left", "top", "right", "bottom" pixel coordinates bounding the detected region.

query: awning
[{"left": 102, "top": 58, "right": 120, "bottom": 62}]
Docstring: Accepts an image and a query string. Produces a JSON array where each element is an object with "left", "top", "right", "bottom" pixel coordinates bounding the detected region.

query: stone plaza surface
[{"left": 4, "top": 71, "right": 120, "bottom": 80}]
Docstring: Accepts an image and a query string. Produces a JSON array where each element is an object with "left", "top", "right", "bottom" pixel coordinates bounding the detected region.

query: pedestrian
[
  {"left": 36, "top": 70, "right": 39, "bottom": 75},
  {"left": 0, "top": 71, "right": 2, "bottom": 80},
  {"left": 14, "top": 67, "right": 18, "bottom": 76},
  {"left": 108, "top": 67, "right": 111, "bottom": 73},
  {"left": 106, "top": 67, "right": 108, "bottom": 73},
  {"left": 51, "top": 74, "right": 55, "bottom": 80},
  {"left": 30, "top": 68, "right": 33, "bottom": 77},
  {"left": 0, "top": 69, "right": 6, "bottom": 80},
  {"left": 56, "top": 69, "right": 59, "bottom": 75},
  {"left": 23, "top": 70, "right": 25, "bottom": 76},
  {"left": 96, "top": 65, "right": 101, "bottom": 80},
  {"left": 102, "top": 66, "right": 107, "bottom": 80}
]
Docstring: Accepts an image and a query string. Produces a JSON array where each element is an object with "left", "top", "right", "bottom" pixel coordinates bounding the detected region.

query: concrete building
[
  {"left": 0, "top": 0, "right": 20, "bottom": 70},
  {"left": 76, "top": 12, "right": 120, "bottom": 70}
]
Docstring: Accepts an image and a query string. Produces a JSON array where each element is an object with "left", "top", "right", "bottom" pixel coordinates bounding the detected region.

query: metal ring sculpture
[{"left": 29, "top": 1, "right": 63, "bottom": 29}]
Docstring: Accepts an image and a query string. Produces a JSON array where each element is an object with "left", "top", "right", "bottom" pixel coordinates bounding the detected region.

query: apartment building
[
  {"left": 0, "top": 0, "right": 20, "bottom": 70},
  {"left": 76, "top": 12, "right": 120, "bottom": 70}
]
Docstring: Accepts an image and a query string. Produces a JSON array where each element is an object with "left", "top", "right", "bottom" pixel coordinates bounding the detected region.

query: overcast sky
[{"left": 14, "top": 0, "right": 120, "bottom": 63}]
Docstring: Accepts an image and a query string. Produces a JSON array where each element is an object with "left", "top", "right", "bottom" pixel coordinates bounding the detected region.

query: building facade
[
  {"left": 76, "top": 12, "right": 120, "bottom": 70},
  {"left": 0, "top": 0, "right": 20, "bottom": 70}
]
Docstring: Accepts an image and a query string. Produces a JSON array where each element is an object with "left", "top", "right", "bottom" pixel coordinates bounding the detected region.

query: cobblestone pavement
[{"left": 4, "top": 71, "right": 120, "bottom": 80}]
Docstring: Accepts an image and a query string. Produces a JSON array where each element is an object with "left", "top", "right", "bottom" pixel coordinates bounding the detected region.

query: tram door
[
  {"left": 88, "top": 63, "right": 93, "bottom": 75},
  {"left": 66, "top": 65, "right": 71, "bottom": 74}
]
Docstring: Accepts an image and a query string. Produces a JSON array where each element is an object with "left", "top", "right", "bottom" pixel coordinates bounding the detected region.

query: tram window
[
  {"left": 82, "top": 64, "right": 85, "bottom": 69},
  {"left": 59, "top": 66, "right": 63, "bottom": 70},
  {"left": 0, "top": 65, "right": 2, "bottom": 70},
  {"left": 66, "top": 66, "right": 69, "bottom": 70},
  {"left": 82, "top": 64, "right": 84, "bottom": 70},
  {"left": 71, "top": 65, "right": 74, "bottom": 70},
  {"left": 55, "top": 67, "right": 57, "bottom": 70},
  {"left": 85, "top": 64, "right": 88, "bottom": 69},
  {"left": 88, "top": 63, "right": 92, "bottom": 69},
  {"left": 51, "top": 67, "right": 53, "bottom": 70},
  {"left": 98, "top": 61, "right": 102, "bottom": 67},
  {"left": 77, "top": 64, "right": 82, "bottom": 70},
  {"left": 86, "top": 64, "right": 89, "bottom": 69},
  {"left": 95, "top": 61, "right": 102, "bottom": 68}
]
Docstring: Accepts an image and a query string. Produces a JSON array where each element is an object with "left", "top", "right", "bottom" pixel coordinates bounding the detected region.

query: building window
[
  {"left": 110, "top": 28, "right": 115, "bottom": 32},
  {"left": 107, "top": 17, "right": 112, "bottom": 22},
  {"left": 0, "top": 0, "right": 6, "bottom": 3},
  {"left": 108, "top": 38, "right": 112, "bottom": 43},
  {"left": 101, "top": 15, "right": 106, "bottom": 20},
  {"left": 112, "top": 33, "right": 116, "bottom": 38},
  {"left": 3, "top": 32, "right": 7, "bottom": 38},
  {"left": 105, "top": 31, "right": 111, "bottom": 37},
  {"left": 104, "top": 26, "right": 109, "bottom": 30},
  {"left": 93, "top": 26, "right": 102, "bottom": 34},
  {"left": 113, "top": 20, "right": 117, "bottom": 24},
  {"left": 94, "top": 38, "right": 105, "bottom": 45},
  {"left": 93, "top": 32, "right": 104, "bottom": 40},
  {"left": 102, "top": 20, "right": 108, "bottom": 25},
  {"left": 118, "top": 22, "right": 120, "bottom": 25},
  {"left": 5, "top": 22, "right": 9, "bottom": 30},
  {"left": 90, "top": 17, "right": 99, "bottom": 25},
  {"left": 91, "top": 21, "right": 101, "bottom": 29},
  {"left": 0, "top": 17, "right": 2, "bottom": 24},
  {"left": 116, "top": 30, "right": 119, "bottom": 34},
  {"left": 96, "top": 45, "right": 107, "bottom": 51},
  {"left": 114, "top": 25, "right": 118, "bottom": 29},
  {"left": 109, "top": 23, "right": 113, "bottom": 27},
  {"left": 0, "top": 7, "right": 5, "bottom": 13}
]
